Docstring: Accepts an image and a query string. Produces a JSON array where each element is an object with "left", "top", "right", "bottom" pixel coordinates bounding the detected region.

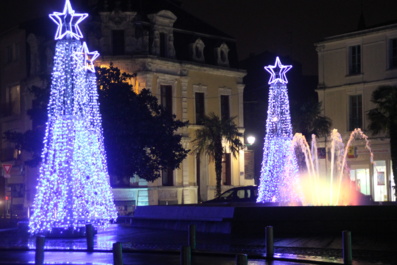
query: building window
[
  {"left": 220, "top": 95, "right": 230, "bottom": 120},
  {"left": 160, "top": 33, "right": 167, "bottom": 57},
  {"left": 2, "top": 85, "right": 21, "bottom": 116},
  {"left": 222, "top": 153, "right": 231, "bottom": 185},
  {"left": 135, "top": 23, "right": 144, "bottom": 39},
  {"left": 349, "top": 45, "right": 361, "bottom": 75},
  {"left": 350, "top": 168, "right": 370, "bottom": 195},
  {"left": 160, "top": 85, "right": 173, "bottom": 114},
  {"left": 389, "top": 38, "right": 397, "bottom": 69},
  {"left": 373, "top": 160, "right": 387, "bottom": 202},
  {"left": 349, "top": 95, "right": 362, "bottom": 131},
  {"left": 112, "top": 30, "right": 125, "bottom": 55},
  {"left": 162, "top": 167, "right": 173, "bottom": 186},
  {"left": 195, "top": 46, "right": 202, "bottom": 58},
  {"left": 215, "top": 43, "right": 230, "bottom": 66},
  {"left": 190, "top": 38, "right": 205, "bottom": 62},
  {"left": 195, "top": 92, "right": 205, "bottom": 125},
  {"left": 196, "top": 154, "right": 202, "bottom": 202},
  {"left": 220, "top": 50, "right": 227, "bottom": 62},
  {"left": 5, "top": 43, "right": 19, "bottom": 64},
  {"left": 6, "top": 46, "right": 13, "bottom": 63}
]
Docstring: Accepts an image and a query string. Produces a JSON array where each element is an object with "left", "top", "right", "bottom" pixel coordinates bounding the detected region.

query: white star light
[
  {"left": 264, "top": 57, "right": 292, "bottom": 84},
  {"left": 49, "top": 0, "right": 88, "bottom": 40},
  {"left": 82, "top": 42, "right": 99, "bottom": 72}
]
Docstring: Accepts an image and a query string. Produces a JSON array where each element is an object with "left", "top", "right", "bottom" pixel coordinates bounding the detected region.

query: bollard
[
  {"left": 188, "top": 224, "right": 196, "bottom": 250},
  {"left": 342, "top": 230, "right": 352, "bottom": 265},
  {"left": 35, "top": 235, "right": 45, "bottom": 265},
  {"left": 235, "top": 253, "right": 248, "bottom": 265},
  {"left": 86, "top": 224, "right": 94, "bottom": 252},
  {"left": 265, "top": 226, "right": 274, "bottom": 259},
  {"left": 113, "top": 242, "right": 123, "bottom": 265},
  {"left": 180, "top": 245, "right": 191, "bottom": 265}
]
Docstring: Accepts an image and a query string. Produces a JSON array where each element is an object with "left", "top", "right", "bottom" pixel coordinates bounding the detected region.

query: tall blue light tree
[
  {"left": 29, "top": 0, "right": 117, "bottom": 234},
  {"left": 256, "top": 57, "right": 301, "bottom": 205}
]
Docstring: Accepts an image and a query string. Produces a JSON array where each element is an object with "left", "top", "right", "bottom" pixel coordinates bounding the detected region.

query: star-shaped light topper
[
  {"left": 264, "top": 57, "right": 292, "bottom": 84},
  {"left": 49, "top": 0, "right": 88, "bottom": 40},
  {"left": 74, "top": 42, "right": 99, "bottom": 72},
  {"left": 83, "top": 42, "right": 99, "bottom": 72}
]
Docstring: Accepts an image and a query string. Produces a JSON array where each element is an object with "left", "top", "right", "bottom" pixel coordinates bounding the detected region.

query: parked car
[{"left": 203, "top": 186, "right": 258, "bottom": 205}]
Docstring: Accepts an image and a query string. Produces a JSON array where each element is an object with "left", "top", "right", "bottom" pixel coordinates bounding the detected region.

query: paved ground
[
  {"left": 0, "top": 221, "right": 396, "bottom": 265},
  {"left": 0, "top": 250, "right": 328, "bottom": 265}
]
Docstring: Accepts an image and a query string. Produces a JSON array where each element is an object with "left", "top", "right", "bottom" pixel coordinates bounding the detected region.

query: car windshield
[{"left": 219, "top": 190, "right": 235, "bottom": 199}]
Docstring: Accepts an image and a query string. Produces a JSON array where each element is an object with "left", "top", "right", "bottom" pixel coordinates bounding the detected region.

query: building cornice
[
  {"left": 315, "top": 77, "right": 397, "bottom": 92},
  {"left": 99, "top": 56, "right": 246, "bottom": 80},
  {"left": 315, "top": 23, "right": 397, "bottom": 46}
]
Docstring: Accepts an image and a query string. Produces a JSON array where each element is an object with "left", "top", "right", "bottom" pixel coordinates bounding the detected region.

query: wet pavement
[
  {"left": 0, "top": 222, "right": 395, "bottom": 265},
  {"left": 0, "top": 250, "right": 327, "bottom": 265}
]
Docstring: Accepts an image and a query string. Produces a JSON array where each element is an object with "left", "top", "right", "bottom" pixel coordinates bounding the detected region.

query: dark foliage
[
  {"left": 3, "top": 64, "right": 189, "bottom": 185},
  {"left": 367, "top": 85, "right": 397, "bottom": 199},
  {"left": 96, "top": 64, "right": 189, "bottom": 184},
  {"left": 290, "top": 99, "right": 332, "bottom": 140}
]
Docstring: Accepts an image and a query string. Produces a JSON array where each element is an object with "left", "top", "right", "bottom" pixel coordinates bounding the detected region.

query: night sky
[
  {"left": 2, "top": 0, "right": 397, "bottom": 75},
  {"left": 180, "top": 0, "right": 397, "bottom": 75}
]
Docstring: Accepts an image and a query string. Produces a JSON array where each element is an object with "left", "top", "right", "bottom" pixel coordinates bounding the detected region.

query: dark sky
[
  {"left": 180, "top": 0, "right": 397, "bottom": 75},
  {"left": 2, "top": 0, "right": 397, "bottom": 75}
]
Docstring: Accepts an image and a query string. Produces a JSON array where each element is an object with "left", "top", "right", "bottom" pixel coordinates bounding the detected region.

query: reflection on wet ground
[
  {"left": 0, "top": 250, "right": 324, "bottom": 265},
  {"left": 0, "top": 223, "right": 395, "bottom": 264}
]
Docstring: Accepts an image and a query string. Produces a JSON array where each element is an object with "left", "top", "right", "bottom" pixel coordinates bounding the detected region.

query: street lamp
[{"left": 246, "top": 135, "right": 256, "bottom": 147}]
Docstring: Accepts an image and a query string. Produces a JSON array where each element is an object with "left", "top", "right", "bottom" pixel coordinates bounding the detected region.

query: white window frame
[{"left": 215, "top": 43, "right": 230, "bottom": 66}]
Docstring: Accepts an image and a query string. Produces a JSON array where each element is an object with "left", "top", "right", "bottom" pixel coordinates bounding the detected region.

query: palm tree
[
  {"left": 291, "top": 99, "right": 332, "bottom": 139},
  {"left": 367, "top": 85, "right": 397, "bottom": 199},
  {"left": 192, "top": 113, "right": 244, "bottom": 197}
]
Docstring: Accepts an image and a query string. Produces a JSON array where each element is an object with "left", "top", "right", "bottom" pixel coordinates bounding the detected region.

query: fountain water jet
[
  {"left": 257, "top": 57, "right": 375, "bottom": 206},
  {"left": 290, "top": 128, "right": 374, "bottom": 206}
]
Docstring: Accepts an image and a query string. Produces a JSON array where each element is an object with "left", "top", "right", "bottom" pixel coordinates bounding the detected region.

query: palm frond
[
  {"left": 191, "top": 113, "right": 243, "bottom": 159},
  {"left": 367, "top": 85, "right": 397, "bottom": 135}
]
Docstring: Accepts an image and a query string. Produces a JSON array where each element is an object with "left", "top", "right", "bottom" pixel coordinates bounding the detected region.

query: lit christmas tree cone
[
  {"left": 257, "top": 57, "right": 302, "bottom": 205},
  {"left": 29, "top": 0, "right": 117, "bottom": 235}
]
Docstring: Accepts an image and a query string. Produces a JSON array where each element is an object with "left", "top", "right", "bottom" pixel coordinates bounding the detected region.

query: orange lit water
[{"left": 289, "top": 129, "right": 373, "bottom": 206}]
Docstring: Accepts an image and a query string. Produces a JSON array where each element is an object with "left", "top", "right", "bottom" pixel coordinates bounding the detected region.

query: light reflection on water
[
  {"left": 26, "top": 226, "right": 123, "bottom": 250},
  {"left": 3, "top": 224, "right": 342, "bottom": 265},
  {"left": 6, "top": 251, "right": 317, "bottom": 265}
]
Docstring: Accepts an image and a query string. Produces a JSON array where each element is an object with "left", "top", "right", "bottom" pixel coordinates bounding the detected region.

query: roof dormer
[
  {"left": 148, "top": 10, "right": 177, "bottom": 58},
  {"left": 215, "top": 43, "right": 230, "bottom": 66},
  {"left": 189, "top": 38, "right": 205, "bottom": 62}
]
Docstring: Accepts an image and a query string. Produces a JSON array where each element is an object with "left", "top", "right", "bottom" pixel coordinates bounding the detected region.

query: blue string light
[
  {"left": 29, "top": 0, "right": 117, "bottom": 234},
  {"left": 257, "top": 57, "right": 301, "bottom": 205}
]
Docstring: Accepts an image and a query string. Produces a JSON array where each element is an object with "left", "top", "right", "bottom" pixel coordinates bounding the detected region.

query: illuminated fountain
[
  {"left": 291, "top": 128, "right": 374, "bottom": 206},
  {"left": 257, "top": 57, "right": 374, "bottom": 206}
]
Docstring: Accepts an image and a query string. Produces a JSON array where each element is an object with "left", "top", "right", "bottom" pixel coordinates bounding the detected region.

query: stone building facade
[{"left": 315, "top": 22, "right": 397, "bottom": 202}]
